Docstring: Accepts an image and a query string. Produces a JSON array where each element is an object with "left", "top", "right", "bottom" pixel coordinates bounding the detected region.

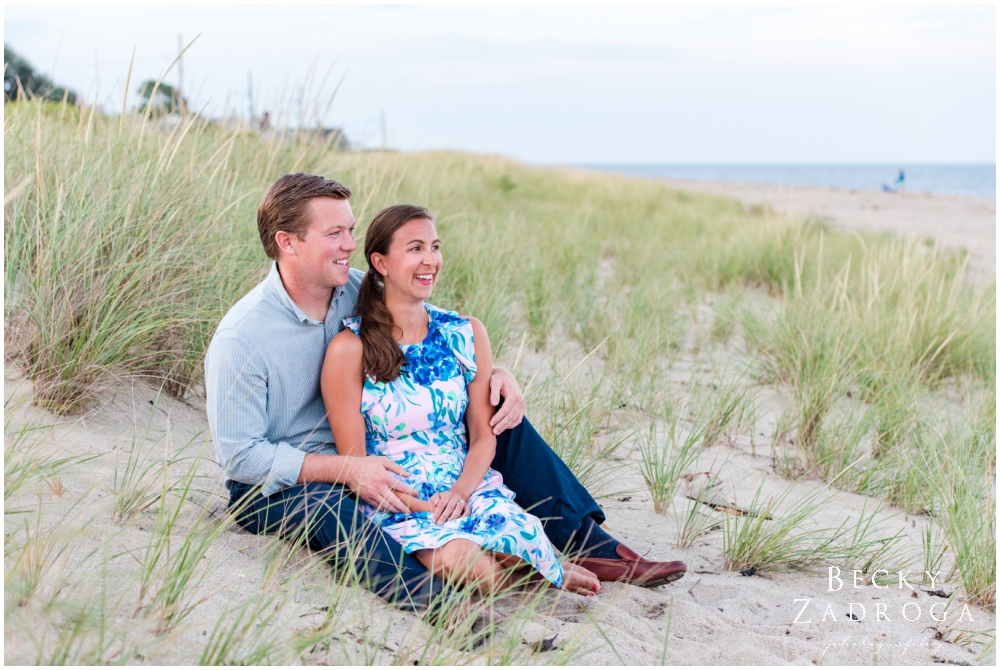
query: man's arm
[
  {"left": 206, "top": 329, "right": 416, "bottom": 511},
  {"left": 297, "top": 452, "right": 417, "bottom": 513},
  {"left": 205, "top": 330, "right": 307, "bottom": 497}
]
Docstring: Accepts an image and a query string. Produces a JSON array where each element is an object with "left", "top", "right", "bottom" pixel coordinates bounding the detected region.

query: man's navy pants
[{"left": 229, "top": 417, "right": 604, "bottom": 612}]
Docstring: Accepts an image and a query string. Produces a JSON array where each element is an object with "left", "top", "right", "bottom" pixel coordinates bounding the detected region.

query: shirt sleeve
[{"left": 204, "top": 329, "right": 306, "bottom": 497}]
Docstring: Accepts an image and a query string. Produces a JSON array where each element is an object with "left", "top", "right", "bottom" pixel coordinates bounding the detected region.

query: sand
[
  {"left": 658, "top": 179, "right": 996, "bottom": 282},
  {"left": 4, "top": 182, "right": 996, "bottom": 665},
  {"left": 5, "top": 367, "right": 995, "bottom": 664}
]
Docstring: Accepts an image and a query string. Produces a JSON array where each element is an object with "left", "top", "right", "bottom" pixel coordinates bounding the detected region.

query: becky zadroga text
[{"left": 790, "top": 567, "right": 977, "bottom": 624}]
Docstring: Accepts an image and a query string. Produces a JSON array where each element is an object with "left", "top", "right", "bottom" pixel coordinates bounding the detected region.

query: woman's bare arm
[
  {"left": 448, "top": 316, "right": 497, "bottom": 502},
  {"left": 320, "top": 329, "right": 419, "bottom": 511},
  {"left": 321, "top": 330, "right": 369, "bottom": 458}
]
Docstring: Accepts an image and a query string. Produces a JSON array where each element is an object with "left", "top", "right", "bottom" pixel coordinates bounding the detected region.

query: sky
[{"left": 4, "top": 2, "right": 996, "bottom": 164}]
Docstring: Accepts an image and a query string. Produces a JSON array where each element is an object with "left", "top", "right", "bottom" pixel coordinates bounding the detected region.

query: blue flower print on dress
[
  {"left": 483, "top": 513, "right": 507, "bottom": 532},
  {"left": 342, "top": 304, "right": 564, "bottom": 588},
  {"left": 458, "top": 516, "right": 480, "bottom": 534}
]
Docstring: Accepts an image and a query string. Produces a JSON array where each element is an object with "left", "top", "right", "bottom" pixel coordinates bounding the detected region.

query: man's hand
[
  {"left": 489, "top": 366, "right": 525, "bottom": 435},
  {"left": 344, "top": 457, "right": 418, "bottom": 513},
  {"left": 430, "top": 490, "right": 471, "bottom": 524}
]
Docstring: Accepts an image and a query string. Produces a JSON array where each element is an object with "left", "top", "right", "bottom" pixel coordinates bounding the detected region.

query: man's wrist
[
  {"left": 299, "top": 453, "right": 356, "bottom": 487},
  {"left": 332, "top": 454, "right": 359, "bottom": 488}
]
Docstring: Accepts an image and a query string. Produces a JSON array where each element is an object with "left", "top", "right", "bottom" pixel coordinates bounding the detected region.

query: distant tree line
[
  {"left": 3, "top": 46, "right": 188, "bottom": 117},
  {"left": 4, "top": 44, "right": 77, "bottom": 103},
  {"left": 136, "top": 80, "right": 188, "bottom": 116},
  {"left": 4, "top": 45, "right": 350, "bottom": 147}
]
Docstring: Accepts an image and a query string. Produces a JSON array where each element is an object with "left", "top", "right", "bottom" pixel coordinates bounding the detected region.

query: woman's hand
[
  {"left": 397, "top": 492, "right": 436, "bottom": 514},
  {"left": 430, "top": 490, "right": 471, "bottom": 524}
]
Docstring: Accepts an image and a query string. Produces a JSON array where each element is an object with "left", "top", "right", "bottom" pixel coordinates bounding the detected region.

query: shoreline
[{"left": 657, "top": 178, "right": 996, "bottom": 281}]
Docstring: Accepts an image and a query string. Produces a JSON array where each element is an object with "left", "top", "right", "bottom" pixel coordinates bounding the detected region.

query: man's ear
[
  {"left": 274, "top": 230, "right": 296, "bottom": 257},
  {"left": 370, "top": 252, "right": 388, "bottom": 276}
]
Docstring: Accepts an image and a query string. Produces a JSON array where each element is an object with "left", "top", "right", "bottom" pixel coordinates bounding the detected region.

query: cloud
[{"left": 4, "top": 4, "right": 994, "bottom": 162}]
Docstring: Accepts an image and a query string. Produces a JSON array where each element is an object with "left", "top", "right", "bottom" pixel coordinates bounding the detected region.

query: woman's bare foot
[
  {"left": 498, "top": 562, "right": 603, "bottom": 595},
  {"left": 561, "top": 561, "right": 603, "bottom": 596}
]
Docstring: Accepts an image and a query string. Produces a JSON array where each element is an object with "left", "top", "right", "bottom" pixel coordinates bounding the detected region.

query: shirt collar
[{"left": 266, "top": 261, "right": 345, "bottom": 325}]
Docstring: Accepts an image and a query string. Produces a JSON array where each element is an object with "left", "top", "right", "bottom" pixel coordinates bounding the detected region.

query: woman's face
[{"left": 373, "top": 217, "right": 442, "bottom": 302}]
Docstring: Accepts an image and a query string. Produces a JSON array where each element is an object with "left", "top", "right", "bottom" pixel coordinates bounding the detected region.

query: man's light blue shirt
[{"left": 204, "top": 262, "right": 363, "bottom": 497}]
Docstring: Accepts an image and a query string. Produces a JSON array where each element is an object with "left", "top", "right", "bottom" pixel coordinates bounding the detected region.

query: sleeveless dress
[{"left": 343, "top": 304, "right": 564, "bottom": 588}]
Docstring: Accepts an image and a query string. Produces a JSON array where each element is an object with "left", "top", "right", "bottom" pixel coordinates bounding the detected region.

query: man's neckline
[{"left": 267, "top": 261, "right": 346, "bottom": 324}]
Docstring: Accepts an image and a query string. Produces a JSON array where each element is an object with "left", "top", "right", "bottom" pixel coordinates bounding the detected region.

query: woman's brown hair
[{"left": 357, "top": 204, "right": 434, "bottom": 383}]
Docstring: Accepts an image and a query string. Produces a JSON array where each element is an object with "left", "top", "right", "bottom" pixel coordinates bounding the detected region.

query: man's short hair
[{"left": 257, "top": 173, "right": 352, "bottom": 260}]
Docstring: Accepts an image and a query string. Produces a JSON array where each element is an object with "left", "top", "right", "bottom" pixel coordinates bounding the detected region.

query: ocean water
[{"left": 578, "top": 164, "right": 996, "bottom": 199}]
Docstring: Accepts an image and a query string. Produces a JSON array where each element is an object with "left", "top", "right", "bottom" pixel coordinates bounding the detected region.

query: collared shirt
[{"left": 204, "top": 261, "right": 364, "bottom": 497}]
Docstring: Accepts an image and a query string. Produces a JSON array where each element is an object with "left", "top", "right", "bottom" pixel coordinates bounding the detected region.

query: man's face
[{"left": 286, "top": 197, "right": 357, "bottom": 289}]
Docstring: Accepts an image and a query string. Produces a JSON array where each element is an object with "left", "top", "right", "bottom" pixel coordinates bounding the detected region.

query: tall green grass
[
  {"left": 524, "top": 360, "right": 629, "bottom": 497},
  {"left": 735, "top": 238, "right": 995, "bottom": 605},
  {"left": 4, "top": 101, "right": 856, "bottom": 409},
  {"left": 637, "top": 404, "right": 707, "bottom": 514}
]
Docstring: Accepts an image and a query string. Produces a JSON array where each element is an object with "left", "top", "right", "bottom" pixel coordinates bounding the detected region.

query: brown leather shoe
[{"left": 572, "top": 544, "right": 686, "bottom": 588}]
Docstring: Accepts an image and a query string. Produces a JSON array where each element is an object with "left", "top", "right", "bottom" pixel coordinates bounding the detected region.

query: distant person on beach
[
  {"left": 203, "top": 173, "right": 686, "bottom": 620},
  {"left": 322, "top": 205, "right": 602, "bottom": 597},
  {"left": 883, "top": 168, "right": 906, "bottom": 193}
]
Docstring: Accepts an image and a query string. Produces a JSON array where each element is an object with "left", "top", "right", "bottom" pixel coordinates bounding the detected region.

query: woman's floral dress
[{"left": 343, "top": 304, "right": 564, "bottom": 588}]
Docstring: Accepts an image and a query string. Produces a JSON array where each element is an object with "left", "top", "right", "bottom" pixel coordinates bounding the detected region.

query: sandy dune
[
  {"left": 5, "top": 355, "right": 995, "bottom": 665},
  {"left": 659, "top": 179, "right": 996, "bottom": 281}
]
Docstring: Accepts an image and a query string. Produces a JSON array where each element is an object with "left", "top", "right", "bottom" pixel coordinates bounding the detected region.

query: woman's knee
[
  {"left": 436, "top": 539, "right": 481, "bottom": 566},
  {"left": 419, "top": 540, "right": 490, "bottom": 577},
  {"left": 492, "top": 552, "right": 527, "bottom": 570}
]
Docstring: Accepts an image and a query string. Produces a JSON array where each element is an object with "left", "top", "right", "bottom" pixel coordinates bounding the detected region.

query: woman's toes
[{"left": 561, "top": 570, "right": 603, "bottom": 596}]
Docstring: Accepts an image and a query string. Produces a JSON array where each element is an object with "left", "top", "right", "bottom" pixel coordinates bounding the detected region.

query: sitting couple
[{"left": 205, "top": 173, "right": 686, "bottom": 614}]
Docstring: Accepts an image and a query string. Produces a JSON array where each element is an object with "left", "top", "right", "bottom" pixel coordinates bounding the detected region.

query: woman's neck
[{"left": 384, "top": 290, "right": 428, "bottom": 344}]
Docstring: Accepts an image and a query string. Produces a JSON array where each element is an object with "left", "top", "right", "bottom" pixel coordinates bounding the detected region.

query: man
[{"left": 205, "top": 173, "right": 685, "bottom": 614}]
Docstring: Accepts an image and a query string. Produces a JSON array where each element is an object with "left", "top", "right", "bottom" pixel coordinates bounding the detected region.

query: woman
[{"left": 321, "top": 204, "right": 602, "bottom": 596}]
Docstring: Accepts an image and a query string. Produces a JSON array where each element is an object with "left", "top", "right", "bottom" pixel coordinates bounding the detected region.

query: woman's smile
[{"left": 374, "top": 217, "right": 443, "bottom": 300}]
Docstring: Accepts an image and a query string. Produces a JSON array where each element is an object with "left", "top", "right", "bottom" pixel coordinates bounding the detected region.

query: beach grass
[
  {"left": 673, "top": 470, "right": 726, "bottom": 550},
  {"left": 720, "top": 480, "right": 844, "bottom": 574},
  {"left": 4, "top": 93, "right": 995, "bottom": 662},
  {"left": 638, "top": 403, "right": 706, "bottom": 514}
]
